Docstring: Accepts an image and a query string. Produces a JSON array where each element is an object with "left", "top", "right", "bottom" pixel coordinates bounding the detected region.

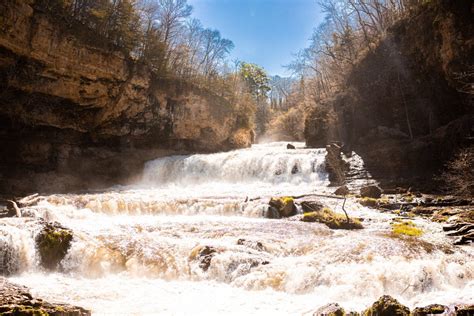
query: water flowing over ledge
[{"left": 1, "top": 142, "right": 473, "bottom": 315}]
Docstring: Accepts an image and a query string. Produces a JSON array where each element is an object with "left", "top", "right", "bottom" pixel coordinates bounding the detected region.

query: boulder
[
  {"left": 35, "top": 222, "right": 73, "bottom": 270},
  {"left": 360, "top": 185, "right": 382, "bottom": 199},
  {"left": 287, "top": 143, "right": 296, "bottom": 149},
  {"left": 412, "top": 304, "right": 446, "bottom": 315},
  {"left": 456, "top": 305, "right": 474, "bottom": 316},
  {"left": 269, "top": 197, "right": 297, "bottom": 218},
  {"left": 334, "top": 185, "right": 349, "bottom": 196},
  {"left": 264, "top": 206, "right": 281, "bottom": 219},
  {"left": 363, "top": 295, "right": 409, "bottom": 316},
  {"left": 301, "top": 201, "right": 324, "bottom": 213},
  {"left": 313, "top": 303, "right": 345, "bottom": 316}
]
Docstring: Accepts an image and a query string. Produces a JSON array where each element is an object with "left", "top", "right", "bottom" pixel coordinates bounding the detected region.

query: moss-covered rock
[
  {"left": 269, "top": 197, "right": 297, "bottom": 217},
  {"left": 411, "top": 304, "right": 446, "bottom": 315},
  {"left": 35, "top": 222, "right": 73, "bottom": 270},
  {"left": 363, "top": 295, "right": 409, "bottom": 316},
  {"left": 456, "top": 304, "right": 474, "bottom": 316},
  {"left": 302, "top": 207, "right": 363, "bottom": 230}
]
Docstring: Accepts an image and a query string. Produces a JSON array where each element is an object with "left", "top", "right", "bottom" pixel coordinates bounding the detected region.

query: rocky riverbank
[{"left": 0, "top": 278, "right": 90, "bottom": 315}]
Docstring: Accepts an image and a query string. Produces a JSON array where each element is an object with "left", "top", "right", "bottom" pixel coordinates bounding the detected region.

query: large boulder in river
[
  {"left": 35, "top": 222, "right": 73, "bottom": 270},
  {"left": 363, "top": 295, "right": 409, "bottom": 316},
  {"left": 269, "top": 197, "right": 297, "bottom": 217},
  {"left": 412, "top": 304, "right": 446, "bottom": 315},
  {"left": 360, "top": 185, "right": 382, "bottom": 199},
  {"left": 313, "top": 303, "right": 345, "bottom": 316}
]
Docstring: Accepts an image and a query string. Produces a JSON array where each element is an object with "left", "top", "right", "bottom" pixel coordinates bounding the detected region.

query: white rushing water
[{"left": 1, "top": 142, "right": 473, "bottom": 315}]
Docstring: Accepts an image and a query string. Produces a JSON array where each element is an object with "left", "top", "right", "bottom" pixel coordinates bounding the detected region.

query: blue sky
[{"left": 187, "top": 0, "right": 323, "bottom": 76}]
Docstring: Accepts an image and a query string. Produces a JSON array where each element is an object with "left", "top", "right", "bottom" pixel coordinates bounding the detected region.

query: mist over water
[{"left": 2, "top": 142, "right": 473, "bottom": 315}]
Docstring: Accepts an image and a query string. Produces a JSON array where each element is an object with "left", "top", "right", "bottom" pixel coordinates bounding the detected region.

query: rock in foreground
[
  {"left": 363, "top": 295, "right": 409, "bottom": 316},
  {"left": 0, "top": 278, "right": 90, "bottom": 315}
]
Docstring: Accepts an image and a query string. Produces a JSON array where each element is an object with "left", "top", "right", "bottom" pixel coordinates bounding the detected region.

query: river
[{"left": 1, "top": 142, "right": 473, "bottom": 315}]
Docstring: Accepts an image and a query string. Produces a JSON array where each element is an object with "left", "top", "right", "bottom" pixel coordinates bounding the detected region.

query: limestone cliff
[
  {"left": 304, "top": 0, "right": 473, "bottom": 190},
  {"left": 0, "top": 0, "right": 253, "bottom": 194}
]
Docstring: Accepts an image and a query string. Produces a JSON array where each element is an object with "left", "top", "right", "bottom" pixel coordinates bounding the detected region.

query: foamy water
[{"left": 2, "top": 142, "right": 473, "bottom": 315}]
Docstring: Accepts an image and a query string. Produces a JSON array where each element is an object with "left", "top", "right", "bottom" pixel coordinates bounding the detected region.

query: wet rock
[
  {"left": 264, "top": 206, "right": 281, "bottom": 219},
  {"left": 325, "top": 143, "right": 348, "bottom": 186},
  {"left": 456, "top": 304, "right": 474, "bottom": 316},
  {"left": 363, "top": 295, "right": 409, "bottom": 316},
  {"left": 334, "top": 185, "right": 349, "bottom": 196},
  {"left": 237, "top": 239, "right": 265, "bottom": 251},
  {"left": 287, "top": 143, "right": 296, "bottom": 149},
  {"left": 300, "top": 201, "right": 324, "bottom": 213},
  {"left": 360, "top": 185, "right": 382, "bottom": 199},
  {"left": 291, "top": 164, "right": 300, "bottom": 174},
  {"left": 313, "top": 303, "right": 345, "bottom": 316},
  {"left": 411, "top": 304, "right": 446, "bottom": 315},
  {"left": 269, "top": 197, "right": 297, "bottom": 218},
  {"left": 189, "top": 245, "right": 217, "bottom": 272},
  {"left": 453, "top": 232, "right": 474, "bottom": 245},
  {"left": 35, "top": 222, "right": 73, "bottom": 270},
  {"left": 0, "top": 277, "right": 90, "bottom": 315}
]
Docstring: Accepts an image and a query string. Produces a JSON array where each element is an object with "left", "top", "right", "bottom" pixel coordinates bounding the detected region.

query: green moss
[
  {"left": 391, "top": 221, "right": 423, "bottom": 237},
  {"left": 302, "top": 207, "right": 363, "bottom": 230},
  {"left": 282, "top": 196, "right": 294, "bottom": 204},
  {"left": 36, "top": 223, "right": 73, "bottom": 270},
  {"left": 12, "top": 306, "right": 49, "bottom": 316}
]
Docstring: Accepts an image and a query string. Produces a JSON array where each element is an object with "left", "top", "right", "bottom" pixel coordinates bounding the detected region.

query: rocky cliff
[
  {"left": 305, "top": 0, "right": 473, "bottom": 190},
  {"left": 0, "top": 0, "right": 253, "bottom": 194}
]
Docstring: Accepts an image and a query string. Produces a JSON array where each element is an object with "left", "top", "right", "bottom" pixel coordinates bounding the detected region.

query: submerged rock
[
  {"left": 287, "top": 143, "right": 296, "bottom": 149},
  {"left": 0, "top": 277, "right": 90, "bottom": 315},
  {"left": 363, "top": 295, "right": 409, "bottom": 316},
  {"left": 313, "top": 303, "right": 345, "bottom": 316},
  {"left": 237, "top": 239, "right": 265, "bottom": 251},
  {"left": 35, "top": 222, "right": 73, "bottom": 270},
  {"left": 189, "top": 245, "right": 217, "bottom": 271},
  {"left": 264, "top": 206, "right": 281, "bottom": 219},
  {"left": 360, "top": 185, "right": 382, "bottom": 199},
  {"left": 412, "top": 304, "right": 446, "bottom": 315}
]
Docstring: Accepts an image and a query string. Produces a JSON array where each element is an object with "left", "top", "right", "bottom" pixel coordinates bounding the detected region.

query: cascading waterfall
[{"left": 1, "top": 142, "right": 473, "bottom": 315}]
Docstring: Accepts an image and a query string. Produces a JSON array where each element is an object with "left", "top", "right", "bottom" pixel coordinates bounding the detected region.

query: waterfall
[{"left": 1, "top": 142, "right": 473, "bottom": 315}]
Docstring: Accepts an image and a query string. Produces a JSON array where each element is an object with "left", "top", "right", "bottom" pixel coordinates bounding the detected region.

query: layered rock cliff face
[
  {"left": 305, "top": 0, "right": 473, "bottom": 189},
  {"left": 0, "top": 0, "right": 253, "bottom": 194}
]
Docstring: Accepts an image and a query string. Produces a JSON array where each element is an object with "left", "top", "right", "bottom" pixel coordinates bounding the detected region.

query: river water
[{"left": 1, "top": 142, "right": 473, "bottom": 315}]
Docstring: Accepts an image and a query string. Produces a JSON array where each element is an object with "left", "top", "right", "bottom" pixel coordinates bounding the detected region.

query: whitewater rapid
[{"left": 1, "top": 142, "right": 473, "bottom": 315}]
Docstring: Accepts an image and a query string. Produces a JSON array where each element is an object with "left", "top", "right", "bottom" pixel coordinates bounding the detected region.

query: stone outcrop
[
  {"left": 0, "top": 277, "right": 91, "bottom": 315},
  {"left": 0, "top": 0, "right": 253, "bottom": 194},
  {"left": 304, "top": 1, "right": 473, "bottom": 190},
  {"left": 363, "top": 295, "right": 410, "bottom": 316}
]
